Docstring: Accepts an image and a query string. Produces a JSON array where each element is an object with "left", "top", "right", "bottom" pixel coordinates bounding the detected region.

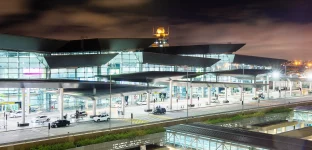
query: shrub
[
  {"left": 75, "top": 127, "right": 165, "bottom": 147},
  {"left": 204, "top": 107, "right": 292, "bottom": 124},
  {"left": 30, "top": 142, "right": 75, "bottom": 150}
]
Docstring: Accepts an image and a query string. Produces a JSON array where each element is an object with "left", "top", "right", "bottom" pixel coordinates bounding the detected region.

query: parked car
[
  {"left": 31, "top": 116, "right": 50, "bottom": 123},
  {"left": 113, "top": 101, "right": 126, "bottom": 108},
  {"left": 153, "top": 107, "right": 166, "bottom": 114},
  {"left": 51, "top": 120, "right": 70, "bottom": 128},
  {"left": 252, "top": 93, "right": 265, "bottom": 100},
  {"left": 136, "top": 100, "right": 147, "bottom": 105},
  {"left": 93, "top": 113, "right": 110, "bottom": 122},
  {"left": 10, "top": 111, "right": 23, "bottom": 118},
  {"left": 70, "top": 111, "right": 88, "bottom": 118}
]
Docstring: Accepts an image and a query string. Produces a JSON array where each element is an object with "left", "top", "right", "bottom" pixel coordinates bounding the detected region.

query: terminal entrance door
[{"left": 0, "top": 102, "right": 19, "bottom": 112}]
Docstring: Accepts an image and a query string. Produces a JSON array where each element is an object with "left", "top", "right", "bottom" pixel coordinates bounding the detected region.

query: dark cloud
[{"left": 0, "top": 0, "right": 311, "bottom": 60}]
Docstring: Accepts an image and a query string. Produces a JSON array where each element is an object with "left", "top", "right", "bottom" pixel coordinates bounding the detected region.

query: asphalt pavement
[{"left": 0, "top": 90, "right": 309, "bottom": 145}]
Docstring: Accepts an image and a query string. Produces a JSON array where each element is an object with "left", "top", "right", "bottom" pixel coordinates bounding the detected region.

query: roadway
[{"left": 0, "top": 90, "right": 309, "bottom": 145}]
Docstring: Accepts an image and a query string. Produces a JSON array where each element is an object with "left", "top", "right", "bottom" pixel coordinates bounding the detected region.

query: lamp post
[
  {"left": 284, "top": 64, "right": 287, "bottom": 98},
  {"left": 186, "top": 68, "right": 189, "bottom": 123},
  {"left": 182, "top": 65, "right": 189, "bottom": 122},
  {"left": 241, "top": 64, "right": 245, "bottom": 113},
  {"left": 242, "top": 64, "right": 245, "bottom": 102},
  {"left": 109, "top": 74, "right": 112, "bottom": 129}
]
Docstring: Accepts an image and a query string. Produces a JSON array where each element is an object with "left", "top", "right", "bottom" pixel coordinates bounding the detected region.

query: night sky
[{"left": 0, "top": 0, "right": 311, "bottom": 60}]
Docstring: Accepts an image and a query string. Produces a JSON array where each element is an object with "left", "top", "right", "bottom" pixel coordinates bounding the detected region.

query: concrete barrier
[{"left": 1, "top": 101, "right": 312, "bottom": 150}]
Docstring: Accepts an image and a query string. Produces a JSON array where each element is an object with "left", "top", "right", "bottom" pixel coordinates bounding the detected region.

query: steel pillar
[
  {"left": 169, "top": 80, "right": 173, "bottom": 109},
  {"left": 266, "top": 75, "right": 270, "bottom": 99},
  {"left": 93, "top": 99, "right": 96, "bottom": 116},
  {"left": 147, "top": 92, "right": 150, "bottom": 110},
  {"left": 207, "top": 86, "right": 211, "bottom": 105},
  {"left": 58, "top": 88, "right": 64, "bottom": 119},
  {"left": 21, "top": 88, "right": 26, "bottom": 124},
  {"left": 26, "top": 88, "right": 30, "bottom": 115}
]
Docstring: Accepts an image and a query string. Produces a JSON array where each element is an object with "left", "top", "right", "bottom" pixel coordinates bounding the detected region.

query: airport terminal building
[{"left": 0, "top": 29, "right": 290, "bottom": 116}]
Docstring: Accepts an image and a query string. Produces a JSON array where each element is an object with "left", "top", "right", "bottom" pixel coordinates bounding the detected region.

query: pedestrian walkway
[{"left": 122, "top": 118, "right": 148, "bottom": 124}]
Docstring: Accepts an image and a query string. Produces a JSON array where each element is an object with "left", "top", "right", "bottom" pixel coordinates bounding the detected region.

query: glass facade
[
  {"left": 0, "top": 49, "right": 271, "bottom": 112},
  {"left": 166, "top": 130, "right": 268, "bottom": 150}
]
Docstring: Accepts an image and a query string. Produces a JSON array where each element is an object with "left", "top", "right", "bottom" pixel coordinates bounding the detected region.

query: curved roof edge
[
  {"left": 140, "top": 43, "right": 245, "bottom": 54},
  {"left": 233, "top": 54, "right": 288, "bottom": 67}
]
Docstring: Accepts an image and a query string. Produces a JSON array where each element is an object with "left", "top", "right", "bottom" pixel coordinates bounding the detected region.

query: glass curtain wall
[{"left": 0, "top": 50, "right": 48, "bottom": 111}]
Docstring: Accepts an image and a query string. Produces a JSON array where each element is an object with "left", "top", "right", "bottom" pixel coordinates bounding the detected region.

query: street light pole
[
  {"left": 242, "top": 64, "right": 245, "bottom": 113},
  {"left": 186, "top": 69, "right": 189, "bottom": 123},
  {"left": 109, "top": 74, "right": 112, "bottom": 130},
  {"left": 242, "top": 64, "right": 245, "bottom": 102}
]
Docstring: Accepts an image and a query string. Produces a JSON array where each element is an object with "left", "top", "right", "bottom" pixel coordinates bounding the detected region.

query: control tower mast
[{"left": 151, "top": 27, "right": 169, "bottom": 47}]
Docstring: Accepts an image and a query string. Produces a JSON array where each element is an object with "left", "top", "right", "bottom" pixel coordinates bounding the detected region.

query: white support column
[
  {"left": 169, "top": 80, "right": 173, "bottom": 109},
  {"left": 273, "top": 81, "right": 276, "bottom": 91},
  {"left": 225, "top": 87, "right": 228, "bottom": 101},
  {"left": 207, "top": 86, "right": 211, "bottom": 105},
  {"left": 310, "top": 82, "right": 312, "bottom": 91},
  {"left": 289, "top": 81, "right": 292, "bottom": 97},
  {"left": 92, "top": 99, "right": 96, "bottom": 116},
  {"left": 147, "top": 92, "right": 151, "bottom": 110},
  {"left": 262, "top": 80, "right": 266, "bottom": 93},
  {"left": 190, "top": 85, "right": 193, "bottom": 105},
  {"left": 92, "top": 87, "right": 96, "bottom": 116},
  {"left": 266, "top": 75, "right": 270, "bottom": 99},
  {"left": 122, "top": 95, "right": 125, "bottom": 115},
  {"left": 21, "top": 88, "right": 26, "bottom": 124},
  {"left": 252, "top": 77, "right": 256, "bottom": 98},
  {"left": 58, "top": 88, "right": 64, "bottom": 120},
  {"left": 26, "top": 88, "right": 30, "bottom": 115},
  {"left": 240, "top": 87, "right": 243, "bottom": 101}
]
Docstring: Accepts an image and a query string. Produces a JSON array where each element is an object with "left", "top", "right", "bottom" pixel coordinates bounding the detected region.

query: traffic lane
[
  {"left": 48, "top": 119, "right": 130, "bottom": 136},
  {"left": 0, "top": 119, "right": 130, "bottom": 144}
]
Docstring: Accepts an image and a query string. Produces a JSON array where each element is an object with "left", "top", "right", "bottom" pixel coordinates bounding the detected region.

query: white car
[
  {"left": 136, "top": 100, "right": 147, "bottom": 105},
  {"left": 31, "top": 116, "right": 50, "bottom": 123},
  {"left": 10, "top": 111, "right": 23, "bottom": 118},
  {"left": 93, "top": 113, "right": 110, "bottom": 122}
]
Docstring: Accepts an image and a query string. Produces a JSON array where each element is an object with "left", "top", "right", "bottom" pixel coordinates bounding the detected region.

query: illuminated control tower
[{"left": 151, "top": 27, "right": 169, "bottom": 47}]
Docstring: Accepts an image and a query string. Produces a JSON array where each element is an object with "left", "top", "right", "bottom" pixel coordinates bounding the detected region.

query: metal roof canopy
[
  {"left": 56, "top": 38, "right": 156, "bottom": 52},
  {"left": 96, "top": 71, "right": 207, "bottom": 83},
  {"left": 209, "top": 69, "right": 272, "bottom": 77},
  {"left": 140, "top": 44, "right": 245, "bottom": 54},
  {"left": 270, "top": 77, "right": 311, "bottom": 82},
  {"left": 233, "top": 54, "right": 288, "bottom": 68},
  {"left": 44, "top": 53, "right": 118, "bottom": 68},
  {"left": 51, "top": 86, "right": 165, "bottom": 98},
  {"left": 0, "top": 34, "right": 67, "bottom": 53},
  {"left": 166, "top": 123, "right": 312, "bottom": 150},
  {"left": 142, "top": 52, "right": 220, "bottom": 67},
  {"left": 0, "top": 79, "right": 147, "bottom": 89},
  {"left": 171, "top": 80, "right": 267, "bottom": 88}
]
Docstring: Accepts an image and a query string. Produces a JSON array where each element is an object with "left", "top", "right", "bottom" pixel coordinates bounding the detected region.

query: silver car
[{"left": 31, "top": 116, "right": 50, "bottom": 123}]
